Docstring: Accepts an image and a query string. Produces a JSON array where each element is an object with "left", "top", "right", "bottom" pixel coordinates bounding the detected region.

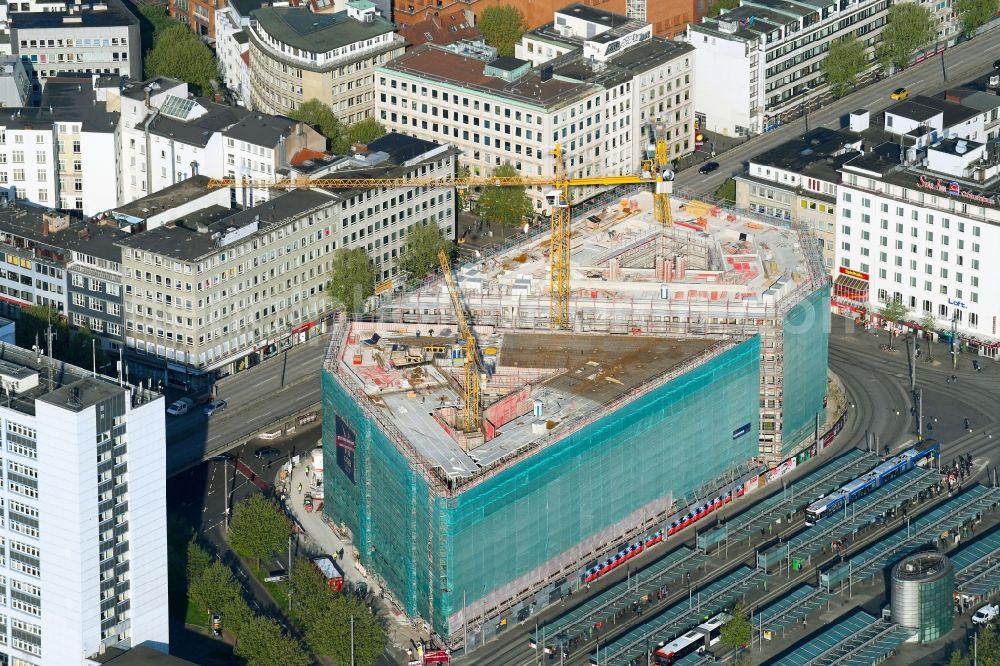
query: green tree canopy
[
  {"left": 189, "top": 560, "right": 243, "bottom": 615},
  {"left": 479, "top": 5, "right": 528, "bottom": 57},
  {"left": 235, "top": 615, "right": 311, "bottom": 666},
  {"left": 14, "top": 305, "right": 67, "bottom": 353},
  {"left": 228, "top": 495, "right": 291, "bottom": 568},
  {"left": 333, "top": 118, "right": 388, "bottom": 153},
  {"left": 328, "top": 248, "right": 377, "bottom": 315},
  {"left": 721, "top": 602, "right": 752, "bottom": 651},
  {"left": 824, "top": 36, "right": 868, "bottom": 98},
  {"left": 289, "top": 99, "right": 343, "bottom": 144},
  {"left": 185, "top": 540, "right": 212, "bottom": 586},
  {"left": 290, "top": 560, "right": 386, "bottom": 666},
  {"left": 65, "top": 326, "right": 108, "bottom": 372},
  {"left": 708, "top": 0, "right": 740, "bottom": 17},
  {"left": 955, "top": 0, "right": 1000, "bottom": 36},
  {"left": 145, "top": 24, "right": 218, "bottom": 96},
  {"left": 137, "top": 4, "right": 177, "bottom": 40},
  {"left": 877, "top": 4, "right": 934, "bottom": 70},
  {"left": 476, "top": 163, "right": 532, "bottom": 227},
  {"left": 880, "top": 298, "right": 909, "bottom": 349},
  {"left": 396, "top": 223, "right": 453, "bottom": 284},
  {"left": 920, "top": 313, "right": 937, "bottom": 359}
]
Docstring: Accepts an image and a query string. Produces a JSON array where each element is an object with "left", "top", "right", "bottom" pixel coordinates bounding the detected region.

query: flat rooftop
[
  {"left": 335, "top": 327, "right": 720, "bottom": 478},
  {"left": 0, "top": 342, "right": 154, "bottom": 416},
  {"left": 330, "top": 189, "right": 825, "bottom": 485}
]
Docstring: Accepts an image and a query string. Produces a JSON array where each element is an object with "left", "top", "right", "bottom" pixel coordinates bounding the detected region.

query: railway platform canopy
[
  {"left": 767, "top": 610, "right": 914, "bottom": 666},
  {"left": 821, "top": 484, "right": 1000, "bottom": 591},
  {"left": 952, "top": 526, "right": 1000, "bottom": 598}
]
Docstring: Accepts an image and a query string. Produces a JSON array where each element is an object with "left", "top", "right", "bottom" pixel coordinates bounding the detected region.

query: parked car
[
  {"left": 304, "top": 493, "right": 314, "bottom": 512},
  {"left": 264, "top": 569, "right": 288, "bottom": 583},
  {"left": 211, "top": 613, "right": 223, "bottom": 638},
  {"left": 209, "top": 452, "right": 235, "bottom": 463},
  {"left": 890, "top": 87, "right": 909, "bottom": 101},
  {"left": 254, "top": 446, "right": 281, "bottom": 460},
  {"left": 973, "top": 603, "right": 999, "bottom": 625},
  {"left": 698, "top": 161, "right": 720, "bottom": 175},
  {"left": 166, "top": 397, "right": 194, "bottom": 416},
  {"left": 994, "top": 59, "right": 1000, "bottom": 69},
  {"left": 203, "top": 399, "right": 227, "bottom": 416}
]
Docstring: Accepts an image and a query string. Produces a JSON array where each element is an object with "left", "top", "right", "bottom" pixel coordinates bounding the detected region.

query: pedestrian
[{"left": 297, "top": 482, "right": 302, "bottom": 493}]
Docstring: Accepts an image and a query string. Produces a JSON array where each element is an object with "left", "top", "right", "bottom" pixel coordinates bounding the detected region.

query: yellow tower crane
[
  {"left": 437, "top": 248, "right": 482, "bottom": 434},
  {"left": 207, "top": 144, "right": 674, "bottom": 328},
  {"left": 644, "top": 120, "right": 676, "bottom": 227}
]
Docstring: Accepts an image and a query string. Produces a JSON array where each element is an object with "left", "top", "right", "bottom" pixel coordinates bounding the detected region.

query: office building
[
  {"left": 247, "top": 1, "right": 403, "bottom": 121},
  {"left": 111, "top": 76, "right": 324, "bottom": 206},
  {"left": 688, "top": 0, "right": 889, "bottom": 136},
  {"left": 735, "top": 126, "right": 862, "bottom": 273},
  {"left": 10, "top": 0, "right": 142, "bottom": 95},
  {"left": 0, "top": 344, "right": 167, "bottom": 664},
  {"left": 379, "top": 4, "right": 695, "bottom": 211},
  {"left": 0, "top": 56, "right": 29, "bottom": 107},
  {"left": 322, "top": 189, "right": 828, "bottom": 648},
  {"left": 117, "top": 133, "right": 455, "bottom": 384}
]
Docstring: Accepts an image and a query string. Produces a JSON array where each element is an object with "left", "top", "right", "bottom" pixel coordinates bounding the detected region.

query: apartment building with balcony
[
  {"left": 247, "top": 1, "right": 403, "bottom": 121},
  {"left": 688, "top": 0, "right": 889, "bottom": 136}
]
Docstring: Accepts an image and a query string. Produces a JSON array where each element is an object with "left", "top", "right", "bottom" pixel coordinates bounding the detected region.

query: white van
[{"left": 166, "top": 397, "right": 194, "bottom": 416}]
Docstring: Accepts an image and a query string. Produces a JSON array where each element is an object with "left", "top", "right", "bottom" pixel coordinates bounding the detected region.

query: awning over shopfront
[{"left": 834, "top": 274, "right": 869, "bottom": 302}]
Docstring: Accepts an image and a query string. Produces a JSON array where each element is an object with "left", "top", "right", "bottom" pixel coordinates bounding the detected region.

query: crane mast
[{"left": 437, "top": 249, "right": 481, "bottom": 434}]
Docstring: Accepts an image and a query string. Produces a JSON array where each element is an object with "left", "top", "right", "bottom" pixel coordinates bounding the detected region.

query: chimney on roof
[
  {"left": 144, "top": 86, "right": 151, "bottom": 109},
  {"left": 353, "top": 143, "right": 369, "bottom": 155}
]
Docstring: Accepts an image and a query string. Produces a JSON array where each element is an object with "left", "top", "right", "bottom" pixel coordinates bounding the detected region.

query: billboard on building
[{"left": 335, "top": 415, "right": 356, "bottom": 485}]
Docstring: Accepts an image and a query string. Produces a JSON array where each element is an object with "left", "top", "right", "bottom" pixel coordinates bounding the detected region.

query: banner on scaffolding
[{"left": 335, "top": 415, "right": 356, "bottom": 485}]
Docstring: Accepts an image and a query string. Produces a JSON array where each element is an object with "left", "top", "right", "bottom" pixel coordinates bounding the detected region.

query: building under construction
[{"left": 320, "top": 190, "right": 830, "bottom": 648}]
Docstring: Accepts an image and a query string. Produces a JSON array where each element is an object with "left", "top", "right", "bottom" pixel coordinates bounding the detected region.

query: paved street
[
  {"left": 165, "top": 335, "right": 327, "bottom": 474},
  {"left": 675, "top": 27, "right": 1000, "bottom": 197}
]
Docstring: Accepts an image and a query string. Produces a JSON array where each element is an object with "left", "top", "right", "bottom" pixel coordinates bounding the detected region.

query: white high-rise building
[{"left": 0, "top": 346, "right": 168, "bottom": 664}]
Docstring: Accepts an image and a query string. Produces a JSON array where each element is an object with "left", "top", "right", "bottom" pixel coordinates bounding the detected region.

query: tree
[
  {"left": 235, "top": 615, "right": 311, "bottom": 666},
  {"left": 479, "top": 5, "right": 527, "bottom": 57},
  {"left": 145, "top": 24, "right": 218, "bottom": 96},
  {"left": 137, "top": 4, "right": 178, "bottom": 40},
  {"left": 290, "top": 560, "right": 385, "bottom": 665},
  {"left": 227, "top": 495, "right": 291, "bottom": 568},
  {"left": 396, "top": 223, "right": 453, "bottom": 284},
  {"left": 185, "top": 540, "right": 212, "bottom": 586},
  {"left": 289, "top": 99, "right": 343, "bottom": 145},
  {"left": 14, "top": 305, "right": 68, "bottom": 354},
  {"left": 327, "top": 248, "right": 377, "bottom": 315},
  {"left": 920, "top": 313, "right": 937, "bottom": 360},
  {"left": 333, "top": 118, "right": 388, "bottom": 154},
  {"left": 877, "top": 4, "right": 934, "bottom": 71},
  {"left": 824, "top": 36, "right": 868, "bottom": 98},
  {"left": 476, "top": 163, "right": 532, "bottom": 228},
  {"left": 720, "top": 602, "right": 752, "bottom": 652},
  {"left": 65, "top": 326, "right": 108, "bottom": 372},
  {"left": 948, "top": 648, "right": 972, "bottom": 666},
  {"left": 714, "top": 178, "right": 736, "bottom": 203},
  {"left": 955, "top": 0, "right": 1000, "bottom": 36},
  {"left": 189, "top": 561, "right": 243, "bottom": 615},
  {"left": 879, "top": 299, "right": 909, "bottom": 350}
]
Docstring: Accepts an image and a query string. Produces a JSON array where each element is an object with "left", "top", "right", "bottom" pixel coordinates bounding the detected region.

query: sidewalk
[{"left": 278, "top": 457, "right": 434, "bottom": 662}]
